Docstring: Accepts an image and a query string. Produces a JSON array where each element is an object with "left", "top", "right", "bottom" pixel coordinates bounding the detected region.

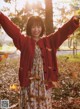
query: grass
[
  {"left": 57, "top": 53, "right": 80, "bottom": 62},
  {"left": 0, "top": 47, "right": 2, "bottom": 50}
]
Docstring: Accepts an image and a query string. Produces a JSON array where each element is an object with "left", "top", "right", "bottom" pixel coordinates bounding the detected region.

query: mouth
[{"left": 34, "top": 32, "right": 40, "bottom": 35}]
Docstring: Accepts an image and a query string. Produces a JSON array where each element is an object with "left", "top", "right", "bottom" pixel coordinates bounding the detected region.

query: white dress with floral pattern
[{"left": 20, "top": 45, "right": 53, "bottom": 109}]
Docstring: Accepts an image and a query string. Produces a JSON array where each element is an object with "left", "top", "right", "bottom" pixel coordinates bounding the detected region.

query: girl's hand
[
  {"left": 52, "top": 81, "right": 61, "bottom": 88},
  {"left": 73, "top": 15, "right": 80, "bottom": 21},
  {"left": 73, "top": 15, "right": 80, "bottom": 26}
]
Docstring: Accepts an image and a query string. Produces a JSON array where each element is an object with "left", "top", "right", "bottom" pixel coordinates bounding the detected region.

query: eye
[
  {"left": 32, "top": 25, "right": 35, "bottom": 28},
  {"left": 38, "top": 26, "right": 41, "bottom": 28}
]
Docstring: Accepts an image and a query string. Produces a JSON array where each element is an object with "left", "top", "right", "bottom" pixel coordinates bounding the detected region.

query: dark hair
[{"left": 26, "top": 16, "right": 45, "bottom": 37}]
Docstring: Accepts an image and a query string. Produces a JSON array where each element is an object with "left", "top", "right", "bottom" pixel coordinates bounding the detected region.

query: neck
[{"left": 34, "top": 38, "right": 39, "bottom": 41}]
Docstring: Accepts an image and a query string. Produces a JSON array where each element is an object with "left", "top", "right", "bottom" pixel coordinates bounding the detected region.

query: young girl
[{"left": 0, "top": 12, "right": 80, "bottom": 109}]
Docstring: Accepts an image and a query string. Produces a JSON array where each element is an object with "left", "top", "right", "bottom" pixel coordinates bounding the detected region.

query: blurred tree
[
  {"left": 10, "top": 10, "right": 28, "bottom": 33},
  {"left": 1, "top": 0, "right": 80, "bottom": 36},
  {"left": 0, "top": 31, "right": 5, "bottom": 47},
  {"left": 70, "top": 0, "right": 80, "bottom": 11},
  {"left": 69, "top": 0, "right": 80, "bottom": 51},
  {"left": 25, "top": 0, "right": 45, "bottom": 16},
  {"left": 4, "top": 0, "right": 11, "bottom": 3},
  {"left": 2, "top": 0, "right": 54, "bottom": 35},
  {"left": 44, "top": 0, "right": 54, "bottom": 35},
  {"left": 8, "top": 0, "right": 45, "bottom": 33}
]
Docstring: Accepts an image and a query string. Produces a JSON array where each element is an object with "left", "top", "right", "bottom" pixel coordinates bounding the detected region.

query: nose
[{"left": 35, "top": 26, "right": 39, "bottom": 31}]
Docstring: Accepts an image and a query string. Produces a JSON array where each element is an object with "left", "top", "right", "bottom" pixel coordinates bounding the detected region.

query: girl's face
[{"left": 31, "top": 24, "right": 42, "bottom": 41}]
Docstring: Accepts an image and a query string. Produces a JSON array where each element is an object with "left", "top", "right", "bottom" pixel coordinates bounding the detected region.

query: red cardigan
[{"left": 0, "top": 13, "right": 79, "bottom": 89}]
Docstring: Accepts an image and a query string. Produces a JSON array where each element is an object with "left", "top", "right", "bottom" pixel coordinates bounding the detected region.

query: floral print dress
[{"left": 20, "top": 45, "right": 53, "bottom": 109}]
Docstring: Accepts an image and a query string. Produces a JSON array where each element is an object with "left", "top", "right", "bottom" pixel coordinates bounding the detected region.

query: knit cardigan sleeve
[
  {"left": 0, "top": 12, "right": 25, "bottom": 51},
  {"left": 47, "top": 17, "right": 79, "bottom": 50}
]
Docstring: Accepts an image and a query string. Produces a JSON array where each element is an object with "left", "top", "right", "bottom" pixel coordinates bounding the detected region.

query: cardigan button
[
  {"left": 41, "top": 55, "right": 44, "bottom": 58},
  {"left": 43, "top": 62, "right": 45, "bottom": 65},
  {"left": 44, "top": 71, "right": 46, "bottom": 73},
  {"left": 48, "top": 66, "right": 52, "bottom": 69}
]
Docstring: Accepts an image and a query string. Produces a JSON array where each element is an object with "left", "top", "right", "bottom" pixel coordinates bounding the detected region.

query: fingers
[
  {"left": 73, "top": 15, "right": 80, "bottom": 21},
  {"left": 76, "top": 15, "right": 80, "bottom": 19},
  {"left": 52, "top": 81, "right": 62, "bottom": 88}
]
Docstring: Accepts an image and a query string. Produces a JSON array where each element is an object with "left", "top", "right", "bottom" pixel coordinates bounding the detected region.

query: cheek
[
  {"left": 39, "top": 28, "right": 42, "bottom": 33},
  {"left": 31, "top": 29, "right": 34, "bottom": 34}
]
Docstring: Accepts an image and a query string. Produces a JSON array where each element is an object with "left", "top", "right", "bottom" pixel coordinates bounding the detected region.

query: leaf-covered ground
[
  {"left": 0, "top": 54, "right": 80, "bottom": 109},
  {"left": 52, "top": 55, "right": 80, "bottom": 109},
  {"left": 0, "top": 56, "right": 20, "bottom": 107}
]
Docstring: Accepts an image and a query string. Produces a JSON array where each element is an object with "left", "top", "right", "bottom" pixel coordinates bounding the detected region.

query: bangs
[
  {"left": 28, "top": 16, "right": 43, "bottom": 28},
  {"left": 31, "top": 21, "right": 42, "bottom": 27}
]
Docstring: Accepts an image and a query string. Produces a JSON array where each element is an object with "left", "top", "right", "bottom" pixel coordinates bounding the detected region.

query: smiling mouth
[{"left": 34, "top": 32, "right": 40, "bottom": 35}]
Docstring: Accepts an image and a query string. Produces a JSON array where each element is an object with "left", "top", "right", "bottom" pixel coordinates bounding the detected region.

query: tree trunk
[{"left": 45, "top": 0, "right": 54, "bottom": 35}]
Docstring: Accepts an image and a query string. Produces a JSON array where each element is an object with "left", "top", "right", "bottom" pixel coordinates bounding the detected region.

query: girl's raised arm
[
  {"left": 48, "top": 15, "right": 80, "bottom": 50},
  {"left": 0, "top": 12, "right": 26, "bottom": 51}
]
